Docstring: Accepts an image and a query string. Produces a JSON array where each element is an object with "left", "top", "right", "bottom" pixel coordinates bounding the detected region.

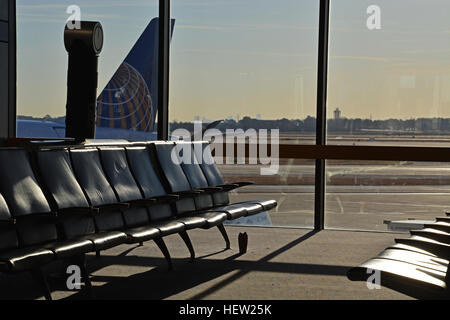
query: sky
[{"left": 16, "top": 0, "right": 450, "bottom": 122}]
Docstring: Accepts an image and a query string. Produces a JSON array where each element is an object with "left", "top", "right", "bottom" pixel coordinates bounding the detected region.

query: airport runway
[
  {"left": 229, "top": 187, "right": 450, "bottom": 231},
  {"left": 212, "top": 135, "right": 450, "bottom": 231},
  {"left": 277, "top": 134, "right": 450, "bottom": 147},
  {"left": 218, "top": 160, "right": 450, "bottom": 231},
  {"left": 218, "top": 163, "right": 450, "bottom": 178}
]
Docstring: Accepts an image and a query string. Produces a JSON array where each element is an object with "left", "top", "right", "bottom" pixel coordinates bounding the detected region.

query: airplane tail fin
[{"left": 96, "top": 18, "right": 175, "bottom": 133}]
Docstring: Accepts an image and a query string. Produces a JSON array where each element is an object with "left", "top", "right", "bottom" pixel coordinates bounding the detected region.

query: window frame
[{"left": 11, "top": 0, "right": 449, "bottom": 231}]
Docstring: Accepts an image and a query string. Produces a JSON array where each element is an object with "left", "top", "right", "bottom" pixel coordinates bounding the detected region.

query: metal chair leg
[
  {"left": 217, "top": 224, "right": 231, "bottom": 250},
  {"left": 154, "top": 237, "right": 173, "bottom": 271},
  {"left": 179, "top": 231, "right": 195, "bottom": 261},
  {"left": 79, "top": 255, "right": 93, "bottom": 298},
  {"left": 445, "top": 263, "right": 450, "bottom": 287},
  {"left": 71, "top": 254, "right": 94, "bottom": 298},
  {"left": 30, "top": 268, "right": 52, "bottom": 301}
]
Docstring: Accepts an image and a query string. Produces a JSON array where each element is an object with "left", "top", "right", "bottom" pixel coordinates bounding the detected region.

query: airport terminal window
[
  {"left": 325, "top": 160, "right": 450, "bottom": 232},
  {"left": 169, "top": 0, "right": 319, "bottom": 142},
  {"left": 14, "top": 1, "right": 450, "bottom": 231},
  {"left": 16, "top": 0, "right": 159, "bottom": 140},
  {"left": 325, "top": 0, "right": 450, "bottom": 231},
  {"left": 218, "top": 160, "right": 315, "bottom": 228},
  {"left": 327, "top": 0, "right": 450, "bottom": 146},
  {"left": 168, "top": 0, "right": 319, "bottom": 228}
]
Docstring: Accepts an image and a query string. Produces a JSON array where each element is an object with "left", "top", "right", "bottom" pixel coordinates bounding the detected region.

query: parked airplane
[{"left": 17, "top": 17, "right": 174, "bottom": 141}]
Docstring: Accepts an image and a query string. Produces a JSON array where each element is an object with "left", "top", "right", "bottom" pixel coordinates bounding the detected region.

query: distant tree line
[
  {"left": 171, "top": 116, "right": 450, "bottom": 134},
  {"left": 18, "top": 115, "right": 450, "bottom": 134},
  {"left": 18, "top": 115, "right": 66, "bottom": 124}
]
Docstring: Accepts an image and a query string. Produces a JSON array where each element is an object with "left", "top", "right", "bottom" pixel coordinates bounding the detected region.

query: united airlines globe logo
[{"left": 96, "top": 62, "right": 156, "bottom": 132}]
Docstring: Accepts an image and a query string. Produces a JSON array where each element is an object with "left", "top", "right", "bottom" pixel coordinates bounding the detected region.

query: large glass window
[
  {"left": 324, "top": 0, "right": 450, "bottom": 231},
  {"left": 169, "top": 0, "right": 319, "bottom": 228},
  {"left": 169, "top": 0, "right": 319, "bottom": 143},
  {"left": 16, "top": 0, "right": 159, "bottom": 140},
  {"left": 221, "top": 160, "right": 315, "bottom": 227},
  {"left": 327, "top": 0, "right": 450, "bottom": 146},
  {"left": 325, "top": 160, "right": 450, "bottom": 232},
  {"left": 16, "top": 0, "right": 450, "bottom": 231}
]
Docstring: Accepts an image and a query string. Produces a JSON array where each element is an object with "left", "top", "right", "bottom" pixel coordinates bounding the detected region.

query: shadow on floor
[{"left": 0, "top": 230, "right": 353, "bottom": 300}]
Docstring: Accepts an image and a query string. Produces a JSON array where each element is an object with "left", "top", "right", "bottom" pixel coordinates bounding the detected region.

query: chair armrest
[
  {"left": 127, "top": 195, "right": 182, "bottom": 207},
  {"left": 127, "top": 198, "right": 157, "bottom": 208},
  {"left": 232, "top": 181, "right": 254, "bottom": 187},
  {"left": 217, "top": 184, "right": 240, "bottom": 191},
  {"left": 14, "top": 211, "right": 58, "bottom": 224},
  {"left": 218, "top": 182, "right": 254, "bottom": 191},
  {"left": 153, "top": 194, "right": 180, "bottom": 204},
  {"left": 198, "top": 187, "right": 224, "bottom": 193},
  {"left": 58, "top": 207, "right": 99, "bottom": 217},
  {"left": 0, "top": 218, "right": 16, "bottom": 226},
  {"left": 173, "top": 190, "right": 204, "bottom": 198},
  {"left": 96, "top": 203, "right": 130, "bottom": 213}
]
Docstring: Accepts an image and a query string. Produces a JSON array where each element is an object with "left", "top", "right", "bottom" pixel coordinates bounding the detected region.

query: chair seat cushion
[
  {"left": 44, "top": 238, "right": 94, "bottom": 259},
  {"left": 215, "top": 203, "right": 263, "bottom": 217},
  {"left": 80, "top": 231, "right": 128, "bottom": 251},
  {"left": 0, "top": 246, "right": 55, "bottom": 273},
  {"left": 195, "top": 212, "right": 228, "bottom": 229},
  {"left": 376, "top": 248, "right": 448, "bottom": 273},
  {"left": 241, "top": 199, "right": 277, "bottom": 211},
  {"left": 395, "top": 236, "right": 450, "bottom": 259},
  {"left": 148, "top": 220, "right": 185, "bottom": 237},
  {"left": 387, "top": 243, "right": 439, "bottom": 257},
  {"left": 347, "top": 257, "right": 448, "bottom": 299},
  {"left": 209, "top": 205, "right": 247, "bottom": 220},
  {"left": 411, "top": 228, "right": 450, "bottom": 244},
  {"left": 176, "top": 216, "right": 207, "bottom": 230},
  {"left": 125, "top": 226, "right": 161, "bottom": 243},
  {"left": 240, "top": 203, "right": 265, "bottom": 216}
]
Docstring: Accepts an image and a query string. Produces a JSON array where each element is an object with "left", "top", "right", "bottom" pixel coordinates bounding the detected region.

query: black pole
[
  {"left": 64, "top": 21, "right": 103, "bottom": 142},
  {"left": 8, "top": 0, "right": 17, "bottom": 139},
  {"left": 314, "top": 0, "right": 330, "bottom": 230},
  {"left": 158, "top": 0, "right": 170, "bottom": 140}
]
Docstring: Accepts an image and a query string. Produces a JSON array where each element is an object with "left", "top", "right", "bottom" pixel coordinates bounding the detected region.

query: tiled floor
[{"left": 0, "top": 226, "right": 411, "bottom": 300}]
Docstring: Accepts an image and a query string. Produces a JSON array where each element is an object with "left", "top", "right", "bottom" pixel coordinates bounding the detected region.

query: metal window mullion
[
  {"left": 157, "top": 0, "right": 170, "bottom": 140},
  {"left": 314, "top": 0, "right": 330, "bottom": 231},
  {"left": 8, "top": 0, "right": 17, "bottom": 138}
]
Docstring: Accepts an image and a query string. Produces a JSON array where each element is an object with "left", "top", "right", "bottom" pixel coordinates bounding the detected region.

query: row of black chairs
[
  {"left": 0, "top": 140, "right": 277, "bottom": 300},
  {"left": 347, "top": 213, "right": 450, "bottom": 299}
]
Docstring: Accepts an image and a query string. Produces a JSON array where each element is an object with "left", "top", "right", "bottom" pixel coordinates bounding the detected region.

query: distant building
[{"left": 334, "top": 108, "right": 341, "bottom": 120}]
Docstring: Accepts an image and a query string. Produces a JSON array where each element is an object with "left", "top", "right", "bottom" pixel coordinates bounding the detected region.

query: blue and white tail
[{"left": 96, "top": 18, "right": 175, "bottom": 133}]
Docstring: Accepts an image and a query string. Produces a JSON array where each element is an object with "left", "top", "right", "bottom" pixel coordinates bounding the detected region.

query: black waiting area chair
[
  {"left": 0, "top": 148, "right": 96, "bottom": 299},
  {"left": 0, "top": 141, "right": 277, "bottom": 300},
  {"left": 347, "top": 212, "right": 450, "bottom": 299}
]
